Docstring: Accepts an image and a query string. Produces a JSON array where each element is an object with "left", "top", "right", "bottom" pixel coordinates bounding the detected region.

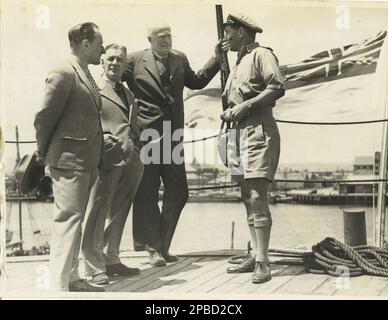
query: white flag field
[{"left": 183, "top": 31, "right": 388, "bottom": 167}]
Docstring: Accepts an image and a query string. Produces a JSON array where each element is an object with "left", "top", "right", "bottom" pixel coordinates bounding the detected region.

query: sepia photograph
[{"left": 1, "top": 0, "right": 388, "bottom": 301}]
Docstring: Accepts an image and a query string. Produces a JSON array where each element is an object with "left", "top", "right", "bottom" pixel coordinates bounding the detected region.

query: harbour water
[{"left": 6, "top": 201, "right": 378, "bottom": 254}]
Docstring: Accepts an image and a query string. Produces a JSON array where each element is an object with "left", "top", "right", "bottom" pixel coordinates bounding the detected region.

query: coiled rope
[
  {"left": 304, "top": 237, "right": 388, "bottom": 277},
  {"left": 228, "top": 237, "right": 388, "bottom": 277}
]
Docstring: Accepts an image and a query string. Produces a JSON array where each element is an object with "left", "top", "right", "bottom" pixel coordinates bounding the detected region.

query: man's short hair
[
  {"left": 147, "top": 21, "right": 171, "bottom": 37},
  {"left": 68, "top": 22, "right": 99, "bottom": 48},
  {"left": 105, "top": 43, "right": 127, "bottom": 56}
]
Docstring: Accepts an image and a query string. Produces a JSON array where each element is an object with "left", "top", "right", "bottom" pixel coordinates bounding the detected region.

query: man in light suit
[
  {"left": 81, "top": 44, "right": 143, "bottom": 285},
  {"left": 123, "top": 21, "right": 221, "bottom": 266},
  {"left": 34, "top": 22, "right": 106, "bottom": 292}
]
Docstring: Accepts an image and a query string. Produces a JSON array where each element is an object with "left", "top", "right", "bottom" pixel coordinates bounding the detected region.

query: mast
[
  {"left": 15, "top": 126, "right": 23, "bottom": 251},
  {"left": 375, "top": 39, "right": 388, "bottom": 247}
]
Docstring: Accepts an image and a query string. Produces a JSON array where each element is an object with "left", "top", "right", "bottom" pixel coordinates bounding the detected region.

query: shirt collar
[
  {"left": 245, "top": 42, "right": 260, "bottom": 53},
  {"left": 153, "top": 51, "right": 169, "bottom": 61},
  {"left": 103, "top": 75, "right": 118, "bottom": 89},
  {"left": 237, "top": 42, "right": 260, "bottom": 64}
]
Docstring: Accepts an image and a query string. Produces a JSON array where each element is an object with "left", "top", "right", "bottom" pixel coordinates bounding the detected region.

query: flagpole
[{"left": 376, "top": 36, "right": 388, "bottom": 247}]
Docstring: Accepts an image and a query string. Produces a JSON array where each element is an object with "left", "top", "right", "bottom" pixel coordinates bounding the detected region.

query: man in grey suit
[
  {"left": 34, "top": 22, "right": 106, "bottom": 292},
  {"left": 124, "top": 21, "right": 221, "bottom": 266},
  {"left": 81, "top": 44, "right": 143, "bottom": 285}
]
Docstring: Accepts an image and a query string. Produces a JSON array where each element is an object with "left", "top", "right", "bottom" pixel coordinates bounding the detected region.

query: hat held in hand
[{"left": 14, "top": 152, "right": 45, "bottom": 195}]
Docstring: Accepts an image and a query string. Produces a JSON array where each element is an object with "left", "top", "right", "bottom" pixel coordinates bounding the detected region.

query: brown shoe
[
  {"left": 252, "top": 261, "right": 272, "bottom": 284},
  {"left": 149, "top": 250, "right": 167, "bottom": 267},
  {"left": 69, "top": 279, "right": 105, "bottom": 292},
  {"left": 161, "top": 251, "right": 179, "bottom": 263},
  {"left": 106, "top": 263, "right": 140, "bottom": 276},
  {"left": 226, "top": 255, "right": 255, "bottom": 273}
]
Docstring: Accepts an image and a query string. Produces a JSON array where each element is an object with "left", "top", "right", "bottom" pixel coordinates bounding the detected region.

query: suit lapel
[
  {"left": 143, "top": 49, "right": 164, "bottom": 92},
  {"left": 66, "top": 57, "right": 101, "bottom": 111},
  {"left": 99, "top": 80, "right": 129, "bottom": 114},
  {"left": 168, "top": 52, "right": 179, "bottom": 81}
]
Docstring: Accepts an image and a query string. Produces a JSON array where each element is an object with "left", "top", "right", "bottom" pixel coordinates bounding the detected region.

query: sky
[{"left": 1, "top": 0, "right": 388, "bottom": 171}]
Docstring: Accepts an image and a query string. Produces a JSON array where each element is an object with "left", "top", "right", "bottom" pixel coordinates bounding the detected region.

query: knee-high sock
[
  {"left": 254, "top": 225, "right": 271, "bottom": 262},
  {"left": 248, "top": 226, "right": 258, "bottom": 258}
]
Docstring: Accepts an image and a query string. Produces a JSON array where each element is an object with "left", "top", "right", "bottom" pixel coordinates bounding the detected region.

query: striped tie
[{"left": 85, "top": 69, "right": 102, "bottom": 111}]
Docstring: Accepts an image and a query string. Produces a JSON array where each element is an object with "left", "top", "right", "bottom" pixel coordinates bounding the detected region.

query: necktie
[
  {"left": 155, "top": 55, "right": 172, "bottom": 99},
  {"left": 85, "top": 69, "right": 102, "bottom": 110},
  {"left": 114, "top": 82, "right": 129, "bottom": 108},
  {"left": 155, "top": 56, "right": 168, "bottom": 76}
]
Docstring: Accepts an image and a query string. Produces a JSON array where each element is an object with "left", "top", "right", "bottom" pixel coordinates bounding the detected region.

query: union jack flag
[{"left": 281, "top": 30, "right": 387, "bottom": 90}]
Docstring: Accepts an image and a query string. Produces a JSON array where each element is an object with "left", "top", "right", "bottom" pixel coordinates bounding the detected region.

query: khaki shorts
[{"left": 227, "top": 113, "right": 280, "bottom": 183}]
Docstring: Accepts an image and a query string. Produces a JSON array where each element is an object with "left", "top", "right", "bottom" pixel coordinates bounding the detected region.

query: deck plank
[
  {"left": 136, "top": 258, "right": 201, "bottom": 293},
  {"left": 113, "top": 257, "right": 199, "bottom": 292},
  {"left": 332, "top": 275, "right": 373, "bottom": 296},
  {"left": 380, "top": 281, "right": 388, "bottom": 296},
  {"left": 186, "top": 260, "right": 236, "bottom": 293},
  {"left": 244, "top": 265, "right": 304, "bottom": 295},
  {"left": 144, "top": 257, "right": 212, "bottom": 294},
  {"left": 210, "top": 264, "right": 290, "bottom": 295},
  {"left": 273, "top": 271, "right": 330, "bottom": 295},
  {"left": 228, "top": 265, "right": 301, "bottom": 295},
  {"left": 5, "top": 261, "right": 47, "bottom": 291},
  {"left": 311, "top": 277, "right": 339, "bottom": 296},
  {"left": 4, "top": 254, "right": 388, "bottom": 296},
  {"left": 169, "top": 258, "right": 227, "bottom": 293},
  {"left": 161, "top": 257, "right": 226, "bottom": 293},
  {"left": 355, "top": 277, "right": 388, "bottom": 296}
]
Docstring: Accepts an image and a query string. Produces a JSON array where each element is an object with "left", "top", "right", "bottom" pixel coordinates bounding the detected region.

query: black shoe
[
  {"left": 69, "top": 279, "right": 105, "bottom": 292},
  {"left": 149, "top": 250, "right": 167, "bottom": 267},
  {"left": 106, "top": 263, "right": 140, "bottom": 276},
  {"left": 161, "top": 251, "right": 179, "bottom": 263},
  {"left": 226, "top": 255, "right": 255, "bottom": 273},
  {"left": 252, "top": 261, "right": 272, "bottom": 284},
  {"left": 134, "top": 244, "right": 147, "bottom": 251}
]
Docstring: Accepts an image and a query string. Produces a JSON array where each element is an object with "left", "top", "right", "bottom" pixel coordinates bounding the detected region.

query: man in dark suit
[
  {"left": 124, "top": 21, "right": 221, "bottom": 266},
  {"left": 81, "top": 44, "right": 143, "bottom": 285},
  {"left": 34, "top": 22, "right": 105, "bottom": 292}
]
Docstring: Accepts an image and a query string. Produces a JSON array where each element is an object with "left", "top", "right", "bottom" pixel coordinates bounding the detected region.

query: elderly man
[
  {"left": 34, "top": 22, "right": 105, "bottom": 292},
  {"left": 81, "top": 44, "right": 143, "bottom": 285},
  {"left": 220, "top": 14, "right": 285, "bottom": 283},
  {"left": 123, "top": 21, "right": 221, "bottom": 267}
]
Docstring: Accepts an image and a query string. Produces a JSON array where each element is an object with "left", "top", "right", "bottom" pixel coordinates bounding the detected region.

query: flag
[
  {"left": 275, "top": 30, "right": 387, "bottom": 122},
  {"left": 183, "top": 31, "right": 388, "bottom": 165}
]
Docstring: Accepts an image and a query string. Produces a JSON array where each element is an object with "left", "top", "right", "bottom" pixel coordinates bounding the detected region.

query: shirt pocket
[{"left": 238, "top": 82, "right": 262, "bottom": 101}]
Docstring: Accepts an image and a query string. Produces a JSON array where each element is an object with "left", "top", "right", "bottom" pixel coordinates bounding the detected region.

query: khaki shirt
[{"left": 222, "top": 42, "right": 284, "bottom": 111}]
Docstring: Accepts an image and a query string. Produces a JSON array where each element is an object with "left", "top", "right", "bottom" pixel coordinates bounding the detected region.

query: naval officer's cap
[{"left": 222, "top": 13, "right": 263, "bottom": 33}]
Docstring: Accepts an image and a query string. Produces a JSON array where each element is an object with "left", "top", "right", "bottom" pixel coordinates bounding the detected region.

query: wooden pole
[
  {"left": 230, "top": 221, "right": 235, "bottom": 250},
  {"left": 15, "top": 126, "right": 23, "bottom": 251},
  {"left": 215, "top": 4, "right": 231, "bottom": 134}
]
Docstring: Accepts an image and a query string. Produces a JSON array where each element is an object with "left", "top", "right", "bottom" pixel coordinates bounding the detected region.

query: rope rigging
[
  {"left": 6, "top": 117, "right": 388, "bottom": 145},
  {"left": 228, "top": 237, "right": 388, "bottom": 277}
]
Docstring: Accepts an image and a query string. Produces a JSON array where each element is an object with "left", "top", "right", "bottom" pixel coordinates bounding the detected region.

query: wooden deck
[{"left": 3, "top": 250, "right": 388, "bottom": 298}]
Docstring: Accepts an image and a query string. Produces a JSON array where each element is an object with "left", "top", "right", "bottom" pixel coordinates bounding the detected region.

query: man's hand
[
  {"left": 34, "top": 151, "right": 45, "bottom": 166},
  {"left": 220, "top": 103, "right": 249, "bottom": 122},
  {"left": 103, "top": 133, "right": 122, "bottom": 151},
  {"left": 215, "top": 40, "right": 229, "bottom": 61}
]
